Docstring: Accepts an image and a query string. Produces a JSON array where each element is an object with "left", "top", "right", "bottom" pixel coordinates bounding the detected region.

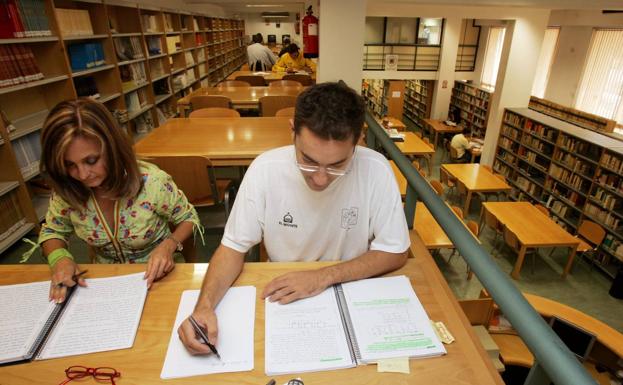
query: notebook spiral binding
[
  {"left": 334, "top": 284, "right": 362, "bottom": 364},
  {"left": 26, "top": 285, "right": 79, "bottom": 361}
]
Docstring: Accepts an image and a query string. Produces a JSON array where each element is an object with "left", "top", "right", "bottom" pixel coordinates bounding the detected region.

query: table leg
[
  {"left": 463, "top": 190, "right": 472, "bottom": 216},
  {"left": 562, "top": 245, "right": 578, "bottom": 278},
  {"left": 434, "top": 131, "right": 439, "bottom": 151},
  {"left": 511, "top": 245, "right": 527, "bottom": 280}
]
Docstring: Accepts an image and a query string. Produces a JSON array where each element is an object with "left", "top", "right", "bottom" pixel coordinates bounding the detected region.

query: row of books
[
  {"left": 125, "top": 88, "right": 148, "bottom": 113},
  {"left": 68, "top": 42, "right": 105, "bottom": 71},
  {"left": 120, "top": 62, "right": 147, "bottom": 91},
  {"left": 56, "top": 8, "right": 93, "bottom": 37},
  {"left": 454, "top": 81, "right": 491, "bottom": 100},
  {"left": 529, "top": 96, "right": 617, "bottom": 134},
  {"left": 596, "top": 171, "right": 623, "bottom": 194},
  {"left": 523, "top": 118, "right": 558, "bottom": 142},
  {"left": 502, "top": 125, "right": 520, "bottom": 140},
  {"left": 147, "top": 36, "right": 162, "bottom": 56},
  {"left": 184, "top": 51, "right": 194, "bottom": 67},
  {"left": 13, "top": 131, "right": 41, "bottom": 178},
  {"left": 0, "top": 0, "right": 51, "bottom": 38},
  {"left": 591, "top": 188, "right": 620, "bottom": 211},
  {"left": 0, "top": 190, "right": 26, "bottom": 243},
  {"left": 601, "top": 152, "right": 623, "bottom": 173},
  {"left": 585, "top": 203, "right": 620, "bottom": 229},
  {"left": 149, "top": 59, "right": 165, "bottom": 79},
  {"left": 0, "top": 44, "right": 43, "bottom": 88},
  {"left": 114, "top": 36, "right": 145, "bottom": 62},
  {"left": 165, "top": 35, "right": 181, "bottom": 54},
  {"left": 550, "top": 166, "right": 589, "bottom": 191},
  {"left": 141, "top": 14, "right": 159, "bottom": 33},
  {"left": 134, "top": 111, "right": 154, "bottom": 134},
  {"left": 522, "top": 135, "right": 553, "bottom": 155},
  {"left": 74, "top": 76, "right": 99, "bottom": 99},
  {"left": 558, "top": 133, "right": 602, "bottom": 162},
  {"left": 552, "top": 151, "right": 594, "bottom": 176}
]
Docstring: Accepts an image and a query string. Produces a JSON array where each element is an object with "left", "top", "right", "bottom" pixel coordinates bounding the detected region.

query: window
[
  {"left": 531, "top": 27, "right": 560, "bottom": 98},
  {"left": 575, "top": 29, "right": 623, "bottom": 132},
  {"left": 480, "top": 27, "right": 506, "bottom": 90}
]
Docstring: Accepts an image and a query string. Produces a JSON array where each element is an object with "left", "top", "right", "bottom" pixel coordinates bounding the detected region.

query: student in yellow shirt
[{"left": 272, "top": 43, "right": 316, "bottom": 73}]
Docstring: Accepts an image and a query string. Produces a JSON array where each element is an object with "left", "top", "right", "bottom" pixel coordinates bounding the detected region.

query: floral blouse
[{"left": 37, "top": 161, "right": 201, "bottom": 264}]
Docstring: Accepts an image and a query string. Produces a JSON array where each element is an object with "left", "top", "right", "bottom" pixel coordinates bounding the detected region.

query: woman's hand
[
  {"left": 49, "top": 258, "right": 87, "bottom": 303},
  {"left": 144, "top": 238, "right": 177, "bottom": 289}
]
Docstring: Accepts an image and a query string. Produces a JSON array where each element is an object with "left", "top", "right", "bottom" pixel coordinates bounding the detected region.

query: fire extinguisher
[{"left": 302, "top": 5, "right": 318, "bottom": 58}]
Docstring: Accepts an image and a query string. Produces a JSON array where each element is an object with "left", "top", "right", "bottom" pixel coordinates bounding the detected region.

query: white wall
[
  {"left": 242, "top": 13, "right": 302, "bottom": 46},
  {"left": 136, "top": 0, "right": 226, "bottom": 16}
]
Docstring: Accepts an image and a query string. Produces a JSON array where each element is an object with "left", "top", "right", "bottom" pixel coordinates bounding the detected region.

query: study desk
[
  {"left": 414, "top": 202, "right": 480, "bottom": 250},
  {"left": 177, "top": 86, "right": 305, "bottom": 116},
  {"left": 396, "top": 132, "right": 435, "bottom": 174},
  {"left": 134, "top": 117, "right": 292, "bottom": 166},
  {"left": 441, "top": 164, "right": 511, "bottom": 216},
  {"left": 0, "top": 259, "right": 503, "bottom": 385},
  {"left": 423, "top": 119, "right": 463, "bottom": 149},
  {"left": 226, "top": 70, "right": 316, "bottom": 82},
  {"left": 377, "top": 116, "right": 407, "bottom": 131},
  {"left": 390, "top": 160, "right": 407, "bottom": 198},
  {"left": 482, "top": 202, "right": 580, "bottom": 279}
]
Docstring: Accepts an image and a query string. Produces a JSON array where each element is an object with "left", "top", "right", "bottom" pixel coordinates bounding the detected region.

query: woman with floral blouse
[{"left": 26, "top": 99, "right": 200, "bottom": 303}]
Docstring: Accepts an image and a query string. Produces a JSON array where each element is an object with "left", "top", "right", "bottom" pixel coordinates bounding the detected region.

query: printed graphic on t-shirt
[
  {"left": 279, "top": 212, "right": 298, "bottom": 228},
  {"left": 341, "top": 207, "right": 359, "bottom": 230}
]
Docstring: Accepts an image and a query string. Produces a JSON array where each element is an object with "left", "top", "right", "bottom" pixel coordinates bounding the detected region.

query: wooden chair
[
  {"left": 549, "top": 220, "right": 606, "bottom": 271},
  {"left": 190, "top": 95, "right": 231, "bottom": 110},
  {"left": 259, "top": 95, "right": 297, "bottom": 117},
  {"left": 479, "top": 206, "right": 503, "bottom": 255},
  {"left": 449, "top": 146, "right": 460, "bottom": 163},
  {"left": 430, "top": 180, "right": 444, "bottom": 196},
  {"left": 235, "top": 75, "right": 266, "bottom": 86},
  {"left": 240, "top": 63, "right": 250, "bottom": 71},
  {"left": 451, "top": 205, "right": 464, "bottom": 220},
  {"left": 275, "top": 107, "right": 295, "bottom": 117},
  {"left": 282, "top": 73, "right": 312, "bottom": 86},
  {"left": 459, "top": 298, "right": 494, "bottom": 326},
  {"left": 477, "top": 173, "right": 507, "bottom": 203},
  {"left": 422, "top": 136, "right": 435, "bottom": 150},
  {"left": 216, "top": 80, "right": 251, "bottom": 88},
  {"left": 503, "top": 224, "right": 538, "bottom": 274},
  {"left": 440, "top": 167, "right": 456, "bottom": 200},
  {"left": 268, "top": 80, "right": 302, "bottom": 88},
  {"left": 411, "top": 160, "right": 427, "bottom": 178},
  {"left": 534, "top": 204, "right": 549, "bottom": 216},
  {"left": 466, "top": 220, "right": 481, "bottom": 279},
  {"left": 189, "top": 107, "right": 240, "bottom": 118}
]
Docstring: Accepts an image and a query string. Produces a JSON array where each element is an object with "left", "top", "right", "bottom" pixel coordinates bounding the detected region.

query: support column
[
  {"left": 317, "top": 0, "right": 367, "bottom": 91},
  {"left": 430, "top": 16, "right": 461, "bottom": 119}
]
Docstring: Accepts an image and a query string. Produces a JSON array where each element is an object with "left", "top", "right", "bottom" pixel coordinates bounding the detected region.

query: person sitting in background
[
  {"left": 247, "top": 33, "right": 277, "bottom": 71},
  {"left": 450, "top": 126, "right": 473, "bottom": 163},
  {"left": 278, "top": 37, "right": 291, "bottom": 57},
  {"left": 23, "top": 99, "right": 201, "bottom": 303},
  {"left": 272, "top": 43, "right": 316, "bottom": 73}
]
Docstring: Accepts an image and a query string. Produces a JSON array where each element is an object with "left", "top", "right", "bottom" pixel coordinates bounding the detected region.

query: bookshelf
[
  {"left": 493, "top": 107, "right": 623, "bottom": 278},
  {"left": 0, "top": 0, "right": 245, "bottom": 255},
  {"left": 361, "top": 79, "right": 405, "bottom": 120},
  {"left": 529, "top": 96, "right": 617, "bottom": 134},
  {"left": 450, "top": 80, "right": 491, "bottom": 136},
  {"left": 403, "top": 79, "right": 434, "bottom": 132}
]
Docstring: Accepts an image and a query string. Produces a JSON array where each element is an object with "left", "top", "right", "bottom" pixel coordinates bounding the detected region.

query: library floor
[{"left": 1, "top": 131, "right": 622, "bottom": 334}]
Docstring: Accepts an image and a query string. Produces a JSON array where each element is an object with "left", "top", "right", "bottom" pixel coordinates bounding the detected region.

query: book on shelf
[
  {"left": 0, "top": 0, "right": 51, "bottom": 38},
  {"left": 146, "top": 36, "right": 162, "bottom": 55},
  {"left": 0, "top": 44, "right": 44, "bottom": 88},
  {"left": 55, "top": 8, "right": 93, "bottom": 37},
  {"left": 114, "top": 36, "right": 145, "bottom": 62},
  {"left": 165, "top": 35, "right": 180, "bottom": 53},
  {"left": 13, "top": 131, "right": 40, "bottom": 178},
  {"left": 164, "top": 14, "right": 174, "bottom": 32},
  {"left": 73, "top": 76, "right": 99, "bottom": 99},
  {"left": 124, "top": 88, "right": 148, "bottom": 113},
  {"left": 134, "top": 111, "right": 154, "bottom": 134},
  {"left": 0, "top": 108, "right": 16, "bottom": 133},
  {"left": 120, "top": 61, "right": 147, "bottom": 91},
  {"left": 141, "top": 14, "right": 158, "bottom": 33},
  {"left": 0, "top": 189, "right": 25, "bottom": 243},
  {"left": 0, "top": 272, "right": 147, "bottom": 365},
  {"left": 68, "top": 42, "right": 105, "bottom": 71},
  {"left": 265, "top": 275, "right": 446, "bottom": 375},
  {"left": 184, "top": 51, "right": 194, "bottom": 66}
]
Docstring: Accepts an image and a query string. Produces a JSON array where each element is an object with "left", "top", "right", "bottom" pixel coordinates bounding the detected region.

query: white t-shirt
[
  {"left": 246, "top": 43, "right": 277, "bottom": 70},
  {"left": 451, "top": 133, "right": 470, "bottom": 158},
  {"left": 222, "top": 145, "right": 410, "bottom": 261}
]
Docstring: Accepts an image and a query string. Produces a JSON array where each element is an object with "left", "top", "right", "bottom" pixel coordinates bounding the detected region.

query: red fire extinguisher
[{"left": 302, "top": 6, "right": 318, "bottom": 58}]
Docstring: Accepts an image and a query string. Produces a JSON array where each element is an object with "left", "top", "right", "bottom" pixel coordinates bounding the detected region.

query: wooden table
[
  {"left": 414, "top": 202, "right": 479, "bottom": 250},
  {"left": 134, "top": 117, "right": 292, "bottom": 166},
  {"left": 396, "top": 132, "right": 435, "bottom": 174},
  {"left": 177, "top": 86, "right": 305, "bottom": 116},
  {"left": 442, "top": 164, "right": 511, "bottom": 216},
  {"left": 482, "top": 202, "right": 580, "bottom": 279},
  {"left": 0, "top": 260, "right": 503, "bottom": 385},
  {"left": 390, "top": 160, "right": 407, "bottom": 198},
  {"left": 423, "top": 119, "right": 463, "bottom": 149},
  {"left": 227, "top": 70, "right": 316, "bottom": 82},
  {"left": 377, "top": 116, "right": 407, "bottom": 131}
]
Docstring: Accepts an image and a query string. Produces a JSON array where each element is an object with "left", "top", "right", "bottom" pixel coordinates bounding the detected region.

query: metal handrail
[{"left": 365, "top": 112, "right": 597, "bottom": 385}]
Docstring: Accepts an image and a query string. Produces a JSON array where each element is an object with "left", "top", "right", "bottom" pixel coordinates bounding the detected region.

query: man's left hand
[{"left": 262, "top": 270, "right": 330, "bottom": 304}]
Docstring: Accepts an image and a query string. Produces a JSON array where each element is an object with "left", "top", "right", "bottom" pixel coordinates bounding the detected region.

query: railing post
[
  {"left": 366, "top": 128, "right": 376, "bottom": 149},
  {"left": 404, "top": 184, "right": 417, "bottom": 229},
  {"left": 524, "top": 361, "right": 551, "bottom": 385}
]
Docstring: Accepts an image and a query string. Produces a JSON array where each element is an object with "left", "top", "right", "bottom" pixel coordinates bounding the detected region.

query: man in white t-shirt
[
  {"left": 450, "top": 126, "right": 473, "bottom": 163},
  {"left": 246, "top": 33, "right": 277, "bottom": 71},
  {"left": 178, "top": 82, "right": 410, "bottom": 355}
]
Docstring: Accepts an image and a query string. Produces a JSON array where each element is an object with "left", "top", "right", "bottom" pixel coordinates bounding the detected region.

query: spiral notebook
[
  {"left": 0, "top": 273, "right": 147, "bottom": 365},
  {"left": 265, "top": 275, "right": 446, "bottom": 375}
]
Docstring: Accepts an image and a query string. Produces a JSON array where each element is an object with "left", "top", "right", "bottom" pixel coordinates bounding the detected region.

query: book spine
[{"left": 333, "top": 284, "right": 361, "bottom": 365}]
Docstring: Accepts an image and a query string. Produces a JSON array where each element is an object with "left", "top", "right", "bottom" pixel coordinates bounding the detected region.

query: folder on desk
[{"left": 265, "top": 275, "right": 446, "bottom": 375}]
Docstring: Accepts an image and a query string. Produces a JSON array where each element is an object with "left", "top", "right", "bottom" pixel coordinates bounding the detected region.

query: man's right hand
[{"left": 178, "top": 307, "right": 219, "bottom": 355}]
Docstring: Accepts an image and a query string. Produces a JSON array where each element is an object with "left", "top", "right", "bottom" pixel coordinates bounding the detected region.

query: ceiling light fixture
[{"left": 246, "top": 4, "right": 285, "bottom": 7}]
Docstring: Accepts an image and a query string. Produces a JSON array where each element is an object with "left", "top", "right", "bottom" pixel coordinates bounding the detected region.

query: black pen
[
  {"left": 189, "top": 315, "right": 221, "bottom": 359},
  {"left": 55, "top": 270, "right": 88, "bottom": 288}
]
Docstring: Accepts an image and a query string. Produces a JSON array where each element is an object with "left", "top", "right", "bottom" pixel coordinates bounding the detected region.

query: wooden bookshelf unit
[
  {"left": 0, "top": 0, "right": 246, "bottom": 255},
  {"left": 450, "top": 80, "right": 491, "bottom": 136},
  {"left": 361, "top": 79, "right": 405, "bottom": 120},
  {"left": 493, "top": 107, "right": 623, "bottom": 277},
  {"left": 529, "top": 96, "right": 617, "bottom": 134},
  {"left": 403, "top": 79, "right": 434, "bottom": 132}
]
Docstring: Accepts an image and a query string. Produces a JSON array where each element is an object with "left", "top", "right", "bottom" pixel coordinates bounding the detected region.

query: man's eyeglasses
[
  {"left": 59, "top": 366, "right": 120, "bottom": 385},
  {"left": 295, "top": 148, "right": 356, "bottom": 177}
]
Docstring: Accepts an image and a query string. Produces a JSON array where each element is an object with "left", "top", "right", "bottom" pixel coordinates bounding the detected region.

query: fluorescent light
[{"left": 246, "top": 4, "right": 285, "bottom": 7}]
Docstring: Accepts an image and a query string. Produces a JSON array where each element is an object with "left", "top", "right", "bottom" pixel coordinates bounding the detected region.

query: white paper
[
  {"left": 38, "top": 272, "right": 148, "bottom": 360},
  {"left": 160, "top": 287, "right": 256, "bottom": 379},
  {"left": 341, "top": 275, "right": 446, "bottom": 363},
  {"left": 265, "top": 288, "right": 354, "bottom": 375},
  {"left": 0, "top": 281, "right": 56, "bottom": 363},
  {"left": 391, "top": 91, "right": 401, "bottom": 98}
]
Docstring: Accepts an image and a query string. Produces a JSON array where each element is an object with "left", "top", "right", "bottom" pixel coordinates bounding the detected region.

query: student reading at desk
[
  {"left": 247, "top": 33, "right": 278, "bottom": 71},
  {"left": 178, "top": 82, "right": 410, "bottom": 355},
  {"left": 450, "top": 126, "right": 475, "bottom": 163},
  {"left": 22, "top": 99, "right": 201, "bottom": 303},
  {"left": 272, "top": 43, "right": 316, "bottom": 73}
]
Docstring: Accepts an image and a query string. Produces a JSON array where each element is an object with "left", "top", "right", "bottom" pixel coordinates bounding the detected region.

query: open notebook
[
  {"left": 265, "top": 275, "right": 446, "bottom": 375},
  {"left": 0, "top": 272, "right": 147, "bottom": 365}
]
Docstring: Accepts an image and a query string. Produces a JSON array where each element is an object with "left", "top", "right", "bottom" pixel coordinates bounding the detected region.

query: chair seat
[{"left": 191, "top": 179, "right": 233, "bottom": 207}]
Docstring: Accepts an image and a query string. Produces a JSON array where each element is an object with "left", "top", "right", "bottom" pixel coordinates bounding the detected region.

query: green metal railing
[{"left": 365, "top": 112, "right": 597, "bottom": 385}]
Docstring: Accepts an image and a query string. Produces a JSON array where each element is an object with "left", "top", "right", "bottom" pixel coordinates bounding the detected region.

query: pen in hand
[
  {"left": 189, "top": 315, "right": 221, "bottom": 359},
  {"left": 55, "top": 270, "right": 88, "bottom": 288}
]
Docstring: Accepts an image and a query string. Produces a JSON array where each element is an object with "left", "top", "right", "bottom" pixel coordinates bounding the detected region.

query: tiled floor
[{"left": 1, "top": 118, "right": 622, "bottom": 334}]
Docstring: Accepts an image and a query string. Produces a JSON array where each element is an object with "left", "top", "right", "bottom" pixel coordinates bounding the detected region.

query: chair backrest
[
  {"left": 259, "top": 95, "right": 297, "bottom": 117},
  {"left": 240, "top": 63, "right": 250, "bottom": 71},
  {"left": 534, "top": 204, "right": 549, "bottom": 216},
  {"left": 450, "top": 205, "right": 464, "bottom": 219},
  {"left": 503, "top": 225, "right": 520, "bottom": 252},
  {"left": 148, "top": 156, "right": 218, "bottom": 207},
  {"left": 282, "top": 74, "right": 312, "bottom": 86},
  {"left": 484, "top": 208, "right": 500, "bottom": 230},
  {"left": 466, "top": 220, "right": 479, "bottom": 237},
  {"left": 411, "top": 160, "right": 426, "bottom": 177},
  {"left": 275, "top": 106, "right": 295, "bottom": 117},
  {"left": 189, "top": 107, "right": 240, "bottom": 118},
  {"left": 577, "top": 220, "right": 606, "bottom": 247},
  {"left": 217, "top": 80, "right": 251, "bottom": 88},
  {"left": 268, "top": 80, "right": 302, "bottom": 88},
  {"left": 450, "top": 146, "right": 459, "bottom": 160},
  {"left": 459, "top": 298, "right": 494, "bottom": 326},
  {"left": 440, "top": 167, "right": 455, "bottom": 187},
  {"left": 191, "top": 95, "right": 231, "bottom": 110},
  {"left": 457, "top": 181, "right": 467, "bottom": 196},
  {"left": 235, "top": 75, "right": 267, "bottom": 86},
  {"left": 423, "top": 136, "right": 434, "bottom": 150},
  {"left": 430, "top": 180, "right": 444, "bottom": 196}
]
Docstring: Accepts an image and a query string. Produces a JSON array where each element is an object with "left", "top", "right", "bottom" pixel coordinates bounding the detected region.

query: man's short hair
[
  {"left": 283, "top": 38, "right": 291, "bottom": 45},
  {"left": 294, "top": 82, "right": 364, "bottom": 145},
  {"left": 287, "top": 43, "right": 300, "bottom": 55},
  {"left": 255, "top": 33, "right": 263, "bottom": 43}
]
